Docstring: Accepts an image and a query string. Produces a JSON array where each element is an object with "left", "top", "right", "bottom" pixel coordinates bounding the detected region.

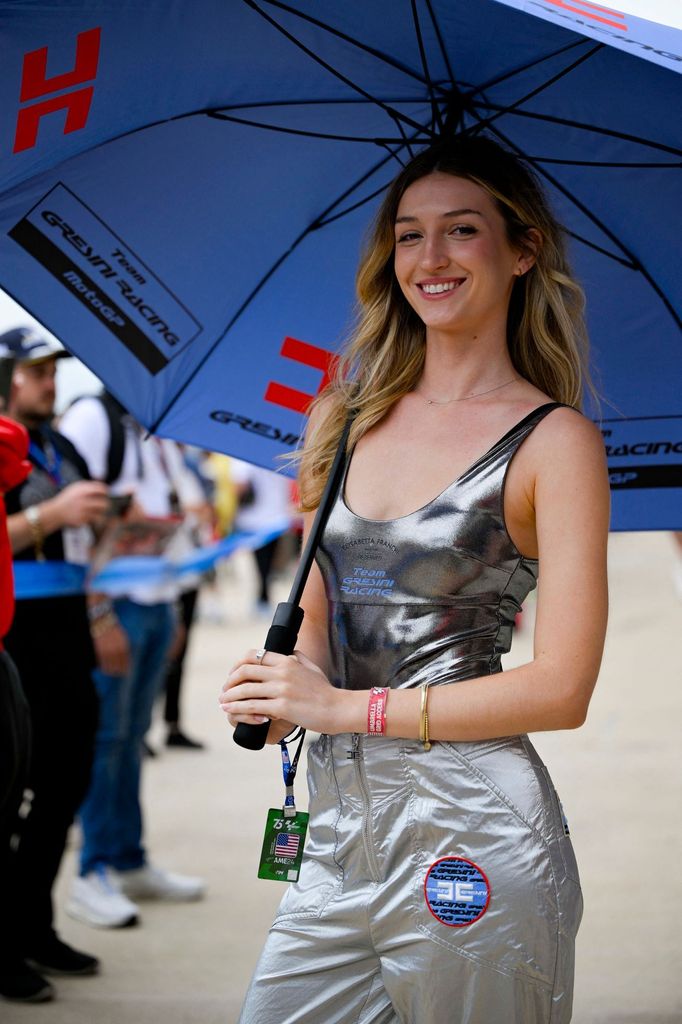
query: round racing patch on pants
[{"left": 424, "top": 856, "right": 490, "bottom": 927}]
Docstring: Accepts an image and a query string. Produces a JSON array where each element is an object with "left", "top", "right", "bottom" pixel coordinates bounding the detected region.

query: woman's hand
[{"left": 219, "top": 648, "right": 346, "bottom": 736}]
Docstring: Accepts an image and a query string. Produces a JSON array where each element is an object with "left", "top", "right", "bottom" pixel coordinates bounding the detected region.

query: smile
[{"left": 417, "top": 279, "right": 465, "bottom": 295}]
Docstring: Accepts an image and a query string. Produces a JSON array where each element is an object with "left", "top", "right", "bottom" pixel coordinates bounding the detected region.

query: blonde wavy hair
[{"left": 296, "top": 135, "right": 591, "bottom": 510}]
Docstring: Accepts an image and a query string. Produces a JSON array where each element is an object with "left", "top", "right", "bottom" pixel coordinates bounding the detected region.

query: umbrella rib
[
  {"left": 469, "top": 39, "right": 589, "bottom": 97},
  {"left": 317, "top": 181, "right": 394, "bottom": 227},
  {"left": 252, "top": 0, "right": 443, "bottom": 92},
  {"left": 488, "top": 124, "right": 682, "bottom": 329},
  {"left": 422, "top": 0, "right": 456, "bottom": 85},
  {"left": 526, "top": 157, "right": 682, "bottom": 168},
  {"left": 214, "top": 97, "right": 429, "bottom": 112},
  {"left": 472, "top": 102, "right": 682, "bottom": 157},
  {"left": 410, "top": 0, "right": 444, "bottom": 132},
  {"left": 243, "top": 0, "right": 436, "bottom": 139},
  {"left": 388, "top": 109, "right": 418, "bottom": 161},
  {"left": 206, "top": 110, "right": 416, "bottom": 146},
  {"left": 563, "top": 231, "right": 636, "bottom": 268},
  {"left": 476, "top": 43, "right": 604, "bottom": 131},
  {"left": 147, "top": 142, "right": 413, "bottom": 435}
]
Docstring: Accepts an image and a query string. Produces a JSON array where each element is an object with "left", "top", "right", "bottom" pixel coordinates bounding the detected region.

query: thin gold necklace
[{"left": 417, "top": 377, "right": 517, "bottom": 406}]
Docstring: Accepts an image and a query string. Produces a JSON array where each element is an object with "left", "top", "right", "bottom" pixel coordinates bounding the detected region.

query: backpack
[
  {"left": 65, "top": 390, "right": 128, "bottom": 485},
  {"left": 98, "top": 391, "right": 127, "bottom": 485}
]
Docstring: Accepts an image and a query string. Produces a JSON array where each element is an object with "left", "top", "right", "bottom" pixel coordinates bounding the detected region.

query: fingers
[
  {"left": 226, "top": 648, "right": 292, "bottom": 679},
  {"left": 219, "top": 680, "right": 275, "bottom": 706},
  {"left": 226, "top": 712, "right": 270, "bottom": 727},
  {"left": 230, "top": 648, "right": 287, "bottom": 671},
  {"left": 221, "top": 693, "right": 278, "bottom": 721},
  {"left": 219, "top": 649, "right": 300, "bottom": 720},
  {"left": 221, "top": 663, "right": 270, "bottom": 694},
  {"left": 66, "top": 480, "right": 109, "bottom": 498},
  {"left": 219, "top": 676, "right": 287, "bottom": 726}
]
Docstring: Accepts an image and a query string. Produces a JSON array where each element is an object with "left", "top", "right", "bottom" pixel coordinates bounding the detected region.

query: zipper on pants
[{"left": 350, "top": 734, "right": 381, "bottom": 884}]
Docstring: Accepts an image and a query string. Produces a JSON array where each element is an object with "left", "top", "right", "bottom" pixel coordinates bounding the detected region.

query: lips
[{"left": 417, "top": 278, "right": 465, "bottom": 295}]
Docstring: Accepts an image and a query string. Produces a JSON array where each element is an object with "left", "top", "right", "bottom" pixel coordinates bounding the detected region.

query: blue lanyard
[
  {"left": 29, "top": 434, "right": 62, "bottom": 486},
  {"left": 279, "top": 729, "right": 305, "bottom": 815}
]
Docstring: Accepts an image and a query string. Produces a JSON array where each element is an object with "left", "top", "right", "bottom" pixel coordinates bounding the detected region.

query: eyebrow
[{"left": 395, "top": 208, "right": 483, "bottom": 223}]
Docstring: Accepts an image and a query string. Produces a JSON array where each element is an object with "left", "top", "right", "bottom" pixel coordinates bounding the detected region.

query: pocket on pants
[
  {"left": 399, "top": 742, "right": 559, "bottom": 989},
  {"left": 536, "top": 765, "right": 582, "bottom": 887}
]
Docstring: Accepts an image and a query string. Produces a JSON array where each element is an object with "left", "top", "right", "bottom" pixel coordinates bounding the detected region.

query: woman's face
[{"left": 393, "top": 172, "right": 530, "bottom": 337}]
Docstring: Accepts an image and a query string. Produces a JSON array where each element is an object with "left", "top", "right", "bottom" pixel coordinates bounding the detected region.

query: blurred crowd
[{"left": 0, "top": 327, "right": 298, "bottom": 1004}]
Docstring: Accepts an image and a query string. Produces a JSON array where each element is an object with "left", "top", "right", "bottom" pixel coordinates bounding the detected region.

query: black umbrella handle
[
  {"left": 232, "top": 410, "right": 355, "bottom": 752},
  {"left": 232, "top": 601, "right": 304, "bottom": 750}
]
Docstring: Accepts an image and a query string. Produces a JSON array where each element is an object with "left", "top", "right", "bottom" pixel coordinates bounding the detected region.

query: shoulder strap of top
[
  {"left": 465, "top": 402, "right": 569, "bottom": 487},
  {"left": 494, "top": 402, "right": 567, "bottom": 452}
]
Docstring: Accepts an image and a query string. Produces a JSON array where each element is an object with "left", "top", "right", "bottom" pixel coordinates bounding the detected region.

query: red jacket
[{"left": 0, "top": 416, "right": 31, "bottom": 647}]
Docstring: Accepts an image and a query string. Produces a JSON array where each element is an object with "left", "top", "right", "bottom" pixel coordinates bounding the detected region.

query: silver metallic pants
[{"left": 239, "top": 733, "right": 582, "bottom": 1024}]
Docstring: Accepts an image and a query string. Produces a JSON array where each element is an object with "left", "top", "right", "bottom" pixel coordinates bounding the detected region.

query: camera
[{"left": 108, "top": 493, "right": 133, "bottom": 517}]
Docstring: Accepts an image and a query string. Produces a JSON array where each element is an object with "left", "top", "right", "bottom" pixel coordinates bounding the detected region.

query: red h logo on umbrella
[
  {"left": 13, "top": 26, "right": 101, "bottom": 154},
  {"left": 266, "top": 337, "right": 339, "bottom": 415},
  {"left": 543, "top": 1, "right": 628, "bottom": 32}
]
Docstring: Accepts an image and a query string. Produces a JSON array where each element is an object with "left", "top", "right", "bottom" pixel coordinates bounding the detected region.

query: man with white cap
[{"left": 59, "top": 388, "right": 206, "bottom": 925}]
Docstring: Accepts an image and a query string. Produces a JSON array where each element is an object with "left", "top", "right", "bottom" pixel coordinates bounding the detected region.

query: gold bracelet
[
  {"left": 419, "top": 683, "right": 431, "bottom": 751},
  {"left": 24, "top": 505, "right": 45, "bottom": 561},
  {"left": 90, "top": 612, "right": 118, "bottom": 639}
]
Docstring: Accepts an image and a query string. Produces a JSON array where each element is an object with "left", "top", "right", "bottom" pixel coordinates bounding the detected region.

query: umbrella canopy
[{"left": 0, "top": 0, "right": 680, "bottom": 530}]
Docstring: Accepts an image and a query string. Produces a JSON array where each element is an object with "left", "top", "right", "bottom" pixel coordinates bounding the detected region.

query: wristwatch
[{"left": 24, "top": 504, "right": 46, "bottom": 561}]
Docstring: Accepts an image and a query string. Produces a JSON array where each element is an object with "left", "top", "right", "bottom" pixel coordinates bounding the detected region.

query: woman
[{"left": 221, "top": 136, "right": 610, "bottom": 1023}]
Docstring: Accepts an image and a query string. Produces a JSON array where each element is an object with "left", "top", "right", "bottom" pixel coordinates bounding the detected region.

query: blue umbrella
[{"left": 0, "top": 0, "right": 679, "bottom": 529}]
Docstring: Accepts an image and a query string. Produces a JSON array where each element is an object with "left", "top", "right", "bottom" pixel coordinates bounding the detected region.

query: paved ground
[{"left": 3, "top": 532, "right": 681, "bottom": 1023}]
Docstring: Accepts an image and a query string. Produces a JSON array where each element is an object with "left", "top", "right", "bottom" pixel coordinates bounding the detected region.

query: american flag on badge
[{"left": 275, "top": 832, "right": 301, "bottom": 859}]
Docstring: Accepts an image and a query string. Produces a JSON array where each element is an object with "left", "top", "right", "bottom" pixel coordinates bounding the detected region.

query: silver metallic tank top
[{"left": 316, "top": 403, "right": 562, "bottom": 691}]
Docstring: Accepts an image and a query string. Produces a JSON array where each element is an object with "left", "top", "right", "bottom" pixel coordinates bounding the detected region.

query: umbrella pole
[{"left": 233, "top": 413, "right": 354, "bottom": 751}]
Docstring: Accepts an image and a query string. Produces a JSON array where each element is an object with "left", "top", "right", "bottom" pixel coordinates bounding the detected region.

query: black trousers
[
  {"left": 253, "top": 539, "right": 279, "bottom": 604},
  {"left": 164, "top": 587, "right": 199, "bottom": 726},
  {"left": 2, "top": 598, "right": 98, "bottom": 955},
  {"left": 0, "top": 649, "right": 31, "bottom": 966},
  {"left": 0, "top": 650, "right": 31, "bottom": 835}
]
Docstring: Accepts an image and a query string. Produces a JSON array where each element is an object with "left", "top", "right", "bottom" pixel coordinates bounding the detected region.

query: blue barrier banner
[
  {"left": 13, "top": 522, "right": 290, "bottom": 600},
  {"left": 13, "top": 560, "right": 88, "bottom": 599}
]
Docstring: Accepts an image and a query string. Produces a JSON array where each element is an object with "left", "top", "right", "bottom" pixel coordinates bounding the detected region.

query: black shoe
[
  {"left": 27, "top": 936, "right": 99, "bottom": 977},
  {"left": 166, "top": 729, "right": 205, "bottom": 750},
  {"left": 0, "top": 960, "right": 55, "bottom": 1002}
]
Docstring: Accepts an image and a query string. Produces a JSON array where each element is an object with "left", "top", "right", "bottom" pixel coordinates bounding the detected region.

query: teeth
[{"left": 421, "top": 281, "right": 460, "bottom": 294}]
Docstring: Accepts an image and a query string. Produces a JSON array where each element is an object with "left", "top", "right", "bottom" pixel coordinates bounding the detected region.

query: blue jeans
[{"left": 79, "top": 599, "right": 175, "bottom": 875}]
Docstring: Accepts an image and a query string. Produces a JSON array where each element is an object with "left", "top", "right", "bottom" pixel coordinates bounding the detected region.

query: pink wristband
[{"left": 367, "top": 686, "right": 389, "bottom": 735}]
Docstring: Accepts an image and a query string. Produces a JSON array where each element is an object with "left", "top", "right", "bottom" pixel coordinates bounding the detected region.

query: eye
[
  {"left": 449, "top": 224, "right": 477, "bottom": 237},
  {"left": 396, "top": 230, "right": 421, "bottom": 244}
]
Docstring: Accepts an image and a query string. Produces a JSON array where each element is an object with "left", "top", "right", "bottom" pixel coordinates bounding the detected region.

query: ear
[{"left": 515, "top": 227, "right": 542, "bottom": 276}]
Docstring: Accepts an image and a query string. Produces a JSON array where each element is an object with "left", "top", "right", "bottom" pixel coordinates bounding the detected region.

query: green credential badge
[{"left": 258, "top": 808, "right": 309, "bottom": 882}]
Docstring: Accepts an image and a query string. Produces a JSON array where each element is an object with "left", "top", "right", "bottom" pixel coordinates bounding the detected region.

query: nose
[{"left": 419, "top": 232, "right": 449, "bottom": 272}]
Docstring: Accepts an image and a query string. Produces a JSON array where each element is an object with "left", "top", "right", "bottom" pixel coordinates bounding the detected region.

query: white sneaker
[
  {"left": 66, "top": 867, "right": 139, "bottom": 928},
  {"left": 113, "top": 864, "right": 205, "bottom": 902}
]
